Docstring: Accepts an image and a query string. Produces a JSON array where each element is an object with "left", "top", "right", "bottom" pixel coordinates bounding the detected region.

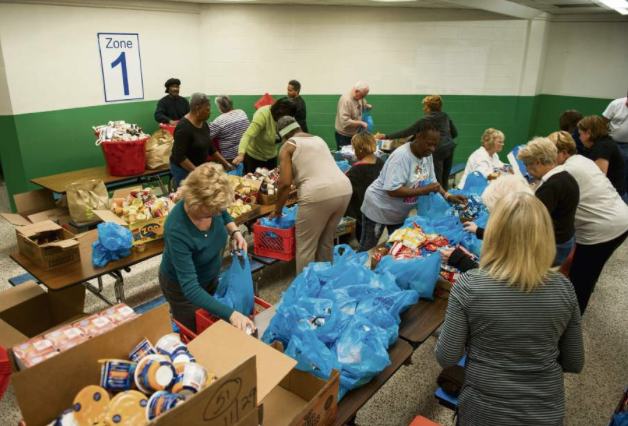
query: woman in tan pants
[{"left": 273, "top": 116, "right": 352, "bottom": 273}]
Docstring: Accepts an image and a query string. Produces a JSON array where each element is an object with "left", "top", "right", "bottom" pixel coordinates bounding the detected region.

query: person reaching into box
[{"left": 159, "top": 163, "right": 255, "bottom": 333}]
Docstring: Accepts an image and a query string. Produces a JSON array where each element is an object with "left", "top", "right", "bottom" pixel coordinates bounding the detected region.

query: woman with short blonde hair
[
  {"left": 159, "top": 163, "right": 255, "bottom": 333},
  {"left": 481, "top": 128, "right": 505, "bottom": 152},
  {"left": 436, "top": 192, "right": 584, "bottom": 426},
  {"left": 457, "top": 128, "right": 505, "bottom": 189},
  {"left": 351, "top": 132, "right": 378, "bottom": 156}
]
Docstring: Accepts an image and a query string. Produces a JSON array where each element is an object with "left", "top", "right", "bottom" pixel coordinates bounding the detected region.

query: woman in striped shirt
[
  {"left": 209, "top": 95, "right": 250, "bottom": 163},
  {"left": 435, "top": 192, "right": 584, "bottom": 426}
]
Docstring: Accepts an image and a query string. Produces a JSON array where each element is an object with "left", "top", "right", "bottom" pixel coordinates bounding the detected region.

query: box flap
[
  {"left": 0, "top": 281, "right": 45, "bottom": 313},
  {"left": 110, "top": 186, "right": 142, "bottom": 201},
  {"left": 16, "top": 220, "right": 62, "bottom": 238},
  {"left": 12, "top": 305, "right": 173, "bottom": 426},
  {"left": 0, "top": 213, "right": 32, "bottom": 227},
  {"left": 93, "top": 210, "right": 128, "bottom": 226},
  {"left": 42, "top": 239, "right": 79, "bottom": 250},
  {"left": 14, "top": 189, "right": 56, "bottom": 215},
  {"left": 0, "top": 319, "right": 29, "bottom": 350},
  {"left": 27, "top": 207, "right": 71, "bottom": 225},
  {"left": 261, "top": 385, "right": 308, "bottom": 426},
  {"left": 48, "top": 285, "right": 86, "bottom": 324},
  {"left": 188, "top": 320, "right": 297, "bottom": 402}
]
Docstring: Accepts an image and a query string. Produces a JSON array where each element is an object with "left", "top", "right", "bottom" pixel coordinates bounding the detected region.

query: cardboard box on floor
[
  {"left": 11, "top": 304, "right": 339, "bottom": 426},
  {"left": 0, "top": 281, "right": 86, "bottom": 372},
  {"left": 93, "top": 186, "right": 173, "bottom": 246},
  {"left": 15, "top": 220, "right": 81, "bottom": 271},
  {"left": 0, "top": 189, "right": 72, "bottom": 228}
]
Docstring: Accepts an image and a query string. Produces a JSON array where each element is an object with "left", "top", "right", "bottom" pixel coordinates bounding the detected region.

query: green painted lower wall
[{"left": 0, "top": 93, "right": 612, "bottom": 211}]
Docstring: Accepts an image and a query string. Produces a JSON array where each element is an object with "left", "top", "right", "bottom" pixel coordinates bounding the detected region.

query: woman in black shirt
[
  {"left": 170, "top": 93, "right": 233, "bottom": 187},
  {"left": 578, "top": 115, "right": 627, "bottom": 198}
]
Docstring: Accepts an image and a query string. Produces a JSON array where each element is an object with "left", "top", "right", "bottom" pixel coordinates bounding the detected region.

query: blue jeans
[
  {"left": 358, "top": 213, "right": 403, "bottom": 252},
  {"left": 335, "top": 131, "right": 353, "bottom": 151},
  {"left": 554, "top": 235, "right": 575, "bottom": 267},
  {"left": 170, "top": 161, "right": 190, "bottom": 188},
  {"left": 618, "top": 142, "right": 628, "bottom": 197}
]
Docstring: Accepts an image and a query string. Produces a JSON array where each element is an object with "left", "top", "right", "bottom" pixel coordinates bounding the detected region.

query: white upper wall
[
  {"left": 200, "top": 4, "right": 530, "bottom": 96},
  {"left": 0, "top": 39, "right": 13, "bottom": 115},
  {"left": 542, "top": 21, "right": 628, "bottom": 99},
  {"left": 0, "top": 2, "right": 202, "bottom": 115}
]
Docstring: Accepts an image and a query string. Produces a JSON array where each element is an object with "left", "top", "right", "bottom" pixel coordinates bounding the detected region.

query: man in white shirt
[{"left": 603, "top": 92, "right": 628, "bottom": 195}]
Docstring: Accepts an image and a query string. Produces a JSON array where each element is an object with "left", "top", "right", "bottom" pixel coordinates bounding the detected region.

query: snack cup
[
  {"left": 72, "top": 385, "right": 110, "bottom": 426},
  {"left": 129, "top": 338, "right": 157, "bottom": 363},
  {"left": 155, "top": 334, "right": 184, "bottom": 358},
  {"left": 134, "top": 354, "right": 176, "bottom": 394},
  {"left": 100, "top": 359, "right": 137, "bottom": 392},
  {"left": 169, "top": 345, "right": 196, "bottom": 365},
  {"left": 105, "top": 390, "right": 149, "bottom": 426},
  {"left": 146, "top": 391, "right": 185, "bottom": 421},
  {"left": 171, "top": 363, "right": 213, "bottom": 397}
]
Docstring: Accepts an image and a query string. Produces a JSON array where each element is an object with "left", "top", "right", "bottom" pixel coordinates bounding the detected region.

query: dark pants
[
  {"left": 358, "top": 213, "right": 403, "bottom": 252},
  {"left": 158, "top": 272, "right": 218, "bottom": 332},
  {"left": 433, "top": 147, "right": 456, "bottom": 191},
  {"left": 169, "top": 160, "right": 190, "bottom": 189},
  {"left": 569, "top": 230, "right": 628, "bottom": 314},
  {"left": 618, "top": 142, "right": 628, "bottom": 197},
  {"left": 335, "top": 131, "right": 354, "bottom": 151},
  {"left": 243, "top": 152, "right": 277, "bottom": 175}
]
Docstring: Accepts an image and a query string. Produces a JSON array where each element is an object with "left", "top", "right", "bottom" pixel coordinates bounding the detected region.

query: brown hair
[
  {"left": 559, "top": 110, "right": 583, "bottom": 133},
  {"left": 422, "top": 95, "right": 443, "bottom": 112},
  {"left": 577, "top": 115, "right": 609, "bottom": 142},
  {"left": 548, "top": 131, "right": 577, "bottom": 156}
]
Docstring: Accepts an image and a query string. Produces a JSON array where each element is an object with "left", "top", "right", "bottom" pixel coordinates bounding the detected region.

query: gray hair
[
  {"left": 215, "top": 95, "right": 233, "bottom": 113},
  {"left": 353, "top": 81, "right": 369, "bottom": 93},
  {"left": 481, "top": 174, "right": 533, "bottom": 212},
  {"left": 190, "top": 92, "right": 210, "bottom": 111},
  {"left": 276, "top": 116, "right": 301, "bottom": 139}
]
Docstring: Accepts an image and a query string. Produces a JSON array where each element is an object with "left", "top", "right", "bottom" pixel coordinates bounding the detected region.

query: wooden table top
[
  {"left": 332, "top": 339, "right": 414, "bottom": 426},
  {"left": 10, "top": 230, "right": 164, "bottom": 291},
  {"left": 31, "top": 165, "right": 171, "bottom": 194},
  {"left": 399, "top": 296, "right": 449, "bottom": 345}
]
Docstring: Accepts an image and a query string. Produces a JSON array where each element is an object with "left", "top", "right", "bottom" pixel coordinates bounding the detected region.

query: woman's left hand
[
  {"left": 232, "top": 231, "right": 248, "bottom": 253},
  {"left": 448, "top": 194, "right": 468, "bottom": 205}
]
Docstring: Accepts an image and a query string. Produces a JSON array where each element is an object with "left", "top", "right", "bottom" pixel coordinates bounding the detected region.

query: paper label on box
[
  {"left": 33, "top": 340, "right": 53, "bottom": 351},
  {"left": 64, "top": 328, "right": 82, "bottom": 339},
  {"left": 92, "top": 317, "right": 111, "bottom": 328}
]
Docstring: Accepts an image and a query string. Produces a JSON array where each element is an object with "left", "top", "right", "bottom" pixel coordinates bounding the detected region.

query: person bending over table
[
  {"left": 359, "top": 120, "right": 467, "bottom": 252},
  {"left": 517, "top": 138, "right": 579, "bottom": 266},
  {"left": 233, "top": 98, "right": 297, "bottom": 174},
  {"left": 210, "top": 95, "right": 250, "bottom": 164},
  {"left": 155, "top": 78, "right": 190, "bottom": 125},
  {"left": 578, "top": 115, "right": 627, "bottom": 202},
  {"left": 376, "top": 95, "right": 458, "bottom": 190},
  {"left": 159, "top": 163, "right": 255, "bottom": 333},
  {"left": 170, "top": 93, "right": 233, "bottom": 187},
  {"left": 436, "top": 192, "right": 584, "bottom": 426},
  {"left": 549, "top": 131, "right": 628, "bottom": 314},
  {"left": 273, "top": 117, "right": 352, "bottom": 274},
  {"left": 345, "top": 132, "right": 385, "bottom": 242},
  {"left": 456, "top": 128, "right": 505, "bottom": 190}
]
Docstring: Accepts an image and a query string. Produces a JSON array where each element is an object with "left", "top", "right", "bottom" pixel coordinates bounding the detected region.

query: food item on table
[
  {"left": 172, "top": 362, "right": 213, "bottom": 397},
  {"left": 72, "top": 385, "right": 111, "bottom": 426},
  {"left": 227, "top": 199, "right": 253, "bottom": 219},
  {"left": 100, "top": 359, "right": 137, "bottom": 392},
  {"left": 44, "top": 326, "right": 88, "bottom": 352},
  {"left": 104, "top": 391, "right": 148, "bottom": 426},
  {"left": 134, "top": 354, "right": 176, "bottom": 393},
  {"left": 94, "top": 121, "right": 148, "bottom": 143},
  {"left": 101, "top": 303, "right": 137, "bottom": 325},
  {"left": 110, "top": 187, "right": 170, "bottom": 224},
  {"left": 75, "top": 315, "right": 115, "bottom": 338}
]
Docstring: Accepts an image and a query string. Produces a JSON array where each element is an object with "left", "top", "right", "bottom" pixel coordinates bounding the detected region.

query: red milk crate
[
  {"left": 196, "top": 297, "right": 272, "bottom": 335},
  {"left": 0, "top": 345, "right": 9, "bottom": 403},
  {"left": 252, "top": 222, "right": 296, "bottom": 261},
  {"left": 100, "top": 137, "right": 148, "bottom": 176},
  {"left": 172, "top": 319, "right": 197, "bottom": 344}
]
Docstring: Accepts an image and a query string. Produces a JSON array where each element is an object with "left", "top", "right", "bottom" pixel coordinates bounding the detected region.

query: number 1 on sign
[{"left": 111, "top": 52, "right": 129, "bottom": 96}]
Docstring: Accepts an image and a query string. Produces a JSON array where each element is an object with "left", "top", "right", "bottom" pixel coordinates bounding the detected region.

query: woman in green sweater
[{"left": 159, "top": 163, "right": 255, "bottom": 333}]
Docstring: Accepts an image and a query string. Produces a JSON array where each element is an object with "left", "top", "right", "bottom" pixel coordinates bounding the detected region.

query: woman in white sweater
[{"left": 457, "top": 128, "right": 505, "bottom": 189}]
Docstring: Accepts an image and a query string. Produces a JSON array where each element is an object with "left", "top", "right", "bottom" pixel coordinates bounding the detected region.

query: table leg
[
  {"left": 346, "top": 415, "right": 357, "bottom": 426},
  {"left": 110, "top": 271, "right": 126, "bottom": 303},
  {"left": 84, "top": 281, "right": 115, "bottom": 306},
  {"left": 154, "top": 173, "right": 168, "bottom": 196}
]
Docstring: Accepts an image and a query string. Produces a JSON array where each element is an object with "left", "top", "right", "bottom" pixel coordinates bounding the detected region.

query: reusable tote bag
[{"left": 66, "top": 179, "right": 109, "bottom": 223}]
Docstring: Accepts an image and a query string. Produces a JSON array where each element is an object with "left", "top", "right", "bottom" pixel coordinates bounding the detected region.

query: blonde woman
[
  {"left": 457, "top": 128, "right": 505, "bottom": 189},
  {"left": 436, "top": 192, "right": 584, "bottom": 426},
  {"left": 376, "top": 95, "right": 458, "bottom": 189},
  {"left": 159, "top": 163, "right": 255, "bottom": 333}
]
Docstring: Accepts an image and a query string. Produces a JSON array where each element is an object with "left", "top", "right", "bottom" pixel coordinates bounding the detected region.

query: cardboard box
[
  {"left": 0, "top": 281, "right": 86, "bottom": 371},
  {"left": 0, "top": 189, "right": 71, "bottom": 228},
  {"left": 93, "top": 187, "right": 172, "bottom": 246},
  {"left": 15, "top": 220, "right": 80, "bottom": 271},
  {"left": 10, "top": 305, "right": 295, "bottom": 426}
]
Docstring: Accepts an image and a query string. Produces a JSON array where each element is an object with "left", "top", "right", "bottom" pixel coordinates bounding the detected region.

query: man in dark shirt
[
  {"left": 287, "top": 79, "right": 308, "bottom": 133},
  {"left": 155, "top": 78, "right": 190, "bottom": 125}
]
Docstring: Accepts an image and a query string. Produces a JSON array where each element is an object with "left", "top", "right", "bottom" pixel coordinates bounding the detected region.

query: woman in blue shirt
[{"left": 159, "top": 163, "right": 255, "bottom": 333}]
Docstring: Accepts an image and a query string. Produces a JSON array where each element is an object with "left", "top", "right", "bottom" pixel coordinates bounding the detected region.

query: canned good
[
  {"left": 129, "top": 338, "right": 157, "bottom": 363},
  {"left": 72, "top": 385, "right": 110, "bottom": 426},
  {"left": 134, "top": 354, "right": 176, "bottom": 394},
  {"left": 171, "top": 363, "right": 213, "bottom": 397},
  {"left": 105, "top": 390, "right": 149, "bottom": 426},
  {"left": 146, "top": 391, "right": 185, "bottom": 421},
  {"left": 100, "top": 359, "right": 137, "bottom": 392}
]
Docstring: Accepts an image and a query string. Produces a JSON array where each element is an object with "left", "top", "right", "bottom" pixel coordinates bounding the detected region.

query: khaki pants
[{"left": 296, "top": 194, "right": 351, "bottom": 274}]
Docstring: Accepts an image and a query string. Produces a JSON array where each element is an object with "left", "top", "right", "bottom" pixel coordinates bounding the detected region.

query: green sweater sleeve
[
  {"left": 239, "top": 108, "right": 266, "bottom": 155},
  {"left": 167, "top": 232, "right": 234, "bottom": 321},
  {"left": 238, "top": 107, "right": 277, "bottom": 160},
  {"left": 222, "top": 210, "right": 234, "bottom": 225}
]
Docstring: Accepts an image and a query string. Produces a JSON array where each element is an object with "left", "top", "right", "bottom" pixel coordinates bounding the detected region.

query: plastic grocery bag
[
  {"left": 418, "top": 192, "right": 452, "bottom": 218},
  {"left": 228, "top": 163, "right": 243, "bottom": 177},
  {"left": 334, "top": 244, "right": 369, "bottom": 267},
  {"left": 376, "top": 252, "right": 441, "bottom": 300},
  {"left": 261, "top": 305, "right": 311, "bottom": 347},
  {"left": 260, "top": 205, "right": 298, "bottom": 229},
  {"left": 336, "top": 160, "right": 351, "bottom": 173},
  {"left": 286, "top": 329, "right": 340, "bottom": 381},
  {"left": 214, "top": 250, "right": 255, "bottom": 316},
  {"left": 462, "top": 171, "right": 489, "bottom": 195},
  {"left": 91, "top": 222, "right": 133, "bottom": 267},
  {"left": 361, "top": 109, "right": 374, "bottom": 133}
]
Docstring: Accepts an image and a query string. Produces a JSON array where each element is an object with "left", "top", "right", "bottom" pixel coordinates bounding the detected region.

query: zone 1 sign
[{"left": 97, "top": 33, "right": 144, "bottom": 102}]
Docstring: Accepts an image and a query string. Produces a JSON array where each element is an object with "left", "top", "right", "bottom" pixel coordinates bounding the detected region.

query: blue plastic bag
[
  {"left": 228, "top": 163, "right": 243, "bottom": 177},
  {"left": 286, "top": 329, "right": 341, "bottom": 381},
  {"left": 91, "top": 222, "right": 133, "bottom": 267},
  {"left": 462, "top": 170, "right": 489, "bottom": 195},
  {"left": 260, "top": 205, "right": 298, "bottom": 229},
  {"left": 417, "top": 192, "right": 452, "bottom": 218},
  {"left": 214, "top": 250, "right": 254, "bottom": 316},
  {"left": 334, "top": 244, "right": 369, "bottom": 267},
  {"left": 361, "top": 109, "right": 374, "bottom": 133},
  {"left": 336, "top": 160, "right": 351, "bottom": 173},
  {"left": 376, "top": 252, "right": 441, "bottom": 300}
]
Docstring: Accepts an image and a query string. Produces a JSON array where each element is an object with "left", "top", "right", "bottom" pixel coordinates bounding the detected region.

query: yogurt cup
[
  {"left": 72, "top": 385, "right": 110, "bottom": 426},
  {"left": 105, "top": 390, "right": 149, "bottom": 426},
  {"left": 155, "top": 334, "right": 183, "bottom": 357},
  {"left": 99, "top": 359, "right": 137, "bottom": 392},
  {"left": 52, "top": 409, "right": 79, "bottom": 426},
  {"left": 134, "top": 354, "right": 176, "bottom": 394},
  {"left": 129, "top": 338, "right": 157, "bottom": 363},
  {"left": 171, "top": 362, "right": 213, "bottom": 397},
  {"left": 146, "top": 391, "right": 184, "bottom": 421}
]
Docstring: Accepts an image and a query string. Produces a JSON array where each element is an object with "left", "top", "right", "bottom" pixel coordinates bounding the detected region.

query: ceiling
[{"left": 507, "top": 0, "right": 612, "bottom": 14}]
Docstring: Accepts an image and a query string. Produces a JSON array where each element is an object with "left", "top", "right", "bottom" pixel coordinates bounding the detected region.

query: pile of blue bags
[
  {"left": 260, "top": 205, "right": 298, "bottom": 229},
  {"left": 262, "top": 245, "right": 420, "bottom": 400},
  {"left": 92, "top": 222, "right": 133, "bottom": 267}
]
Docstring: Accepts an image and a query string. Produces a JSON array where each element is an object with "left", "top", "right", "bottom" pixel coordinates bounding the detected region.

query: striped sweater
[
  {"left": 435, "top": 268, "right": 584, "bottom": 426},
  {"left": 209, "top": 110, "right": 250, "bottom": 160}
]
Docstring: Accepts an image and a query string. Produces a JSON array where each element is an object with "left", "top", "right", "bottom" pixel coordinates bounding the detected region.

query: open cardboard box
[
  {"left": 11, "top": 304, "right": 338, "bottom": 426},
  {"left": 0, "top": 189, "right": 71, "bottom": 228},
  {"left": 0, "top": 281, "right": 86, "bottom": 372},
  {"left": 15, "top": 220, "right": 81, "bottom": 271},
  {"left": 93, "top": 186, "right": 173, "bottom": 246}
]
